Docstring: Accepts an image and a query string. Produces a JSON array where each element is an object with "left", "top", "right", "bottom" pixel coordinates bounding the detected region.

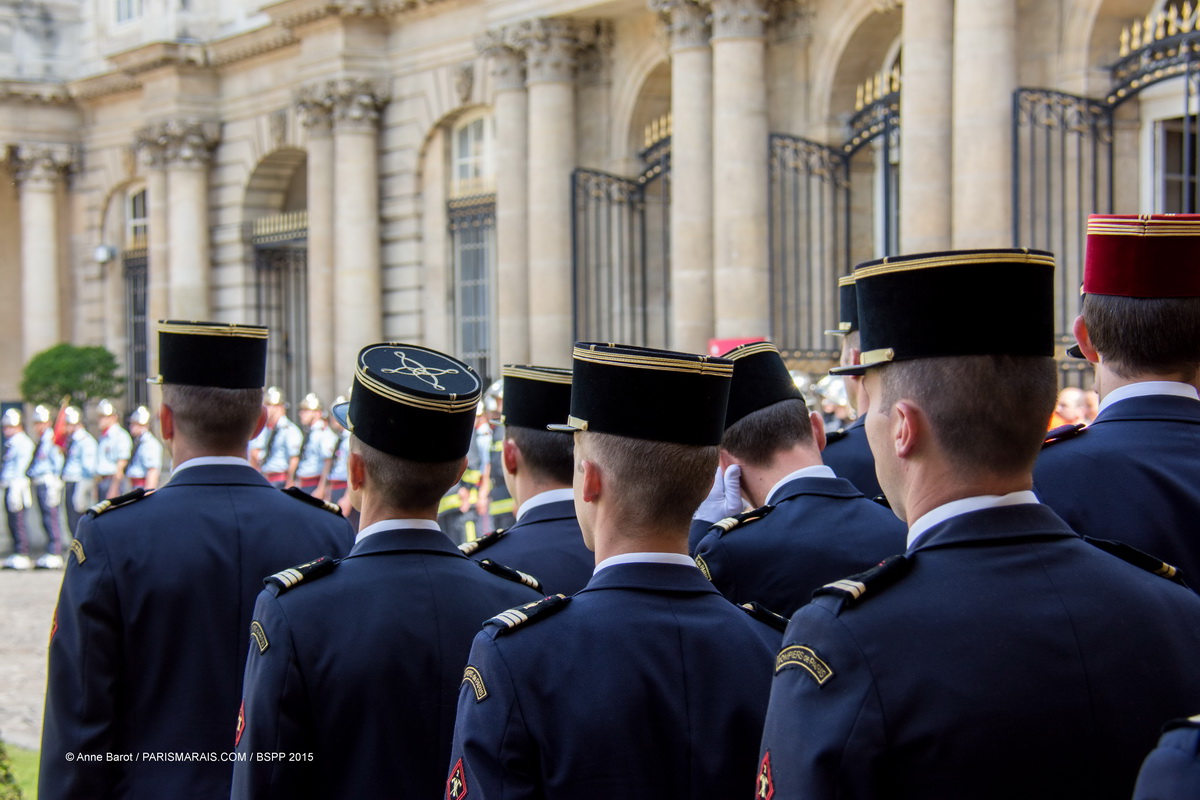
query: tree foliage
[
  {"left": 20, "top": 343, "right": 123, "bottom": 407},
  {"left": 0, "top": 739, "right": 22, "bottom": 800}
]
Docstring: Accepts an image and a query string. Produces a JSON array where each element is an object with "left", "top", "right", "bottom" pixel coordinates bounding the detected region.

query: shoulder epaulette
[
  {"left": 709, "top": 504, "right": 774, "bottom": 535},
  {"left": 1084, "top": 537, "right": 1190, "bottom": 588},
  {"left": 813, "top": 554, "right": 911, "bottom": 610},
  {"left": 484, "top": 593, "right": 570, "bottom": 636},
  {"left": 740, "top": 601, "right": 790, "bottom": 632},
  {"left": 478, "top": 559, "right": 544, "bottom": 593},
  {"left": 870, "top": 494, "right": 892, "bottom": 509},
  {"left": 282, "top": 486, "right": 343, "bottom": 516},
  {"left": 459, "top": 529, "right": 507, "bottom": 556},
  {"left": 824, "top": 428, "right": 849, "bottom": 444},
  {"left": 264, "top": 555, "right": 338, "bottom": 594},
  {"left": 86, "top": 488, "right": 152, "bottom": 518},
  {"left": 1043, "top": 423, "right": 1086, "bottom": 447}
]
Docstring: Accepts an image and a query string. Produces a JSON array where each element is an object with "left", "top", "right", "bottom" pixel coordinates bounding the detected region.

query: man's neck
[
  {"left": 357, "top": 497, "right": 438, "bottom": 531},
  {"left": 169, "top": 439, "right": 252, "bottom": 467},
  {"left": 513, "top": 473, "right": 571, "bottom": 512},
  {"left": 896, "top": 465, "right": 1034, "bottom": 526},
  {"left": 1094, "top": 361, "right": 1199, "bottom": 401},
  {"left": 737, "top": 445, "right": 824, "bottom": 508},
  {"left": 590, "top": 522, "right": 688, "bottom": 565}
]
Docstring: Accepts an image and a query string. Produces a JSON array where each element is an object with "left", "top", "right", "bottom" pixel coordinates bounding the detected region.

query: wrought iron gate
[
  {"left": 122, "top": 247, "right": 149, "bottom": 409},
  {"left": 251, "top": 212, "right": 309, "bottom": 406},
  {"left": 448, "top": 193, "right": 496, "bottom": 382},
  {"left": 571, "top": 133, "right": 670, "bottom": 347}
]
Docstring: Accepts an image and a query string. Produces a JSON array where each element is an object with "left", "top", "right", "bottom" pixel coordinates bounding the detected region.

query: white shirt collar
[
  {"left": 516, "top": 487, "right": 575, "bottom": 521},
  {"left": 1099, "top": 381, "right": 1200, "bottom": 414},
  {"left": 355, "top": 518, "right": 442, "bottom": 545},
  {"left": 907, "top": 491, "right": 1040, "bottom": 549},
  {"left": 593, "top": 552, "right": 695, "bottom": 575},
  {"left": 170, "top": 456, "right": 253, "bottom": 475},
  {"left": 765, "top": 465, "right": 837, "bottom": 506}
]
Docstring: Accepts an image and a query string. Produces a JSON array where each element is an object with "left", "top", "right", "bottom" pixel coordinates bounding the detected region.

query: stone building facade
[{"left": 0, "top": 0, "right": 1194, "bottom": 410}]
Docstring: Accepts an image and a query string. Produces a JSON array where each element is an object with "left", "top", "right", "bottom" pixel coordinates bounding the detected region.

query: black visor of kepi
[
  {"left": 332, "top": 343, "right": 482, "bottom": 462},
  {"left": 151, "top": 320, "right": 269, "bottom": 388},
  {"left": 830, "top": 249, "right": 1056, "bottom": 377},
  {"left": 548, "top": 343, "right": 733, "bottom": 446},
  {"left": 502, "top": 365, "right": 573, "bottom": 431}
]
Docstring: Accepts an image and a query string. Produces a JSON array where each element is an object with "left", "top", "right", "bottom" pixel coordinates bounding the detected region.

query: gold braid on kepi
[
  {"left": 151, "top": 320, "right": 269, "bottom": 388},
  {"left": 501, "top": 365, "right": 573, "bottom": 431}
]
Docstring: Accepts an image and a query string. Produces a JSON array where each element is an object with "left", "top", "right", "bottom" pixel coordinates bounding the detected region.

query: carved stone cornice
[
  {"left": 207, "top": 25, "right": 299, "bottom": 67},
  {"left": 509, "top": 18, "right": 583, "bottom": 84},
  {"left": 707, "top": 0, "right": 771, "bottom": 40},
  {"left": 135, "top": 119, "right": 220, "bottom": 167},
  {"left": 0, "top": 80, "right": 75, "bottom": 107},
  {"left": 649, "top": 0, "right": 710, "bottom": 49},
  {"left": 477, "top": 29, "right": 526, "bottom": 93},
  {"left": 107, "top": 41, "right": 208, "bottom": 76},
  {"left": 10, "top": 143, "right": 76, "bottom": 187}
]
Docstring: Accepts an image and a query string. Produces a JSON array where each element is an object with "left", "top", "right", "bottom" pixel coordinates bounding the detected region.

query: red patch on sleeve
[
  {"left": 49, "top": 606, "right": 58, "bottom": 644},
  {"left": 235, "top": 700, "right": 245, "bottom": 747},
  {"left": 446, "top": 757, "right": 468, "bottom": 799},
  {"left": 757, "top": 750, "right": 775, "bottom": 799}
]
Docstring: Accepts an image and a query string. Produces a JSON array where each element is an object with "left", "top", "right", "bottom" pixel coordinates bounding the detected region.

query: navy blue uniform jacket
[
  {"left": 694, "top": 476, "right": 905, "bottom": 615},
  {"left": 448, "top": 562, "right": 782, "bottom": 800},
  {"left": 820, "top": 416, "right": 881, "bottom": 500},
  {"left": 231, "top": 526, "right": 541, "bottom": 800},
  {"left": 758, "top": 504, "right": 1200, "bottom": 800},
  {"left": 40, "top": 464, "right": 354, "bottom": 800},
  {"left": 1034, "top": 393, "right": 1200, "bottom": 583},
  {"left": 1134, "top": 717, "right": 1200, "bottom": 800},
  {"left": 469, "top": 499, "right": 593, "bottom": 594}
]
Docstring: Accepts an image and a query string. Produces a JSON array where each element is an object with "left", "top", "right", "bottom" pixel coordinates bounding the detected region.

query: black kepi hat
[
  {"left": 720, "top": 341, "right": 803, "bottom": 430},
  {"left": 831, "top": 249, "right": 1056, "bottom": 376},
  {"left": 548, "top": 343, "right": 733, "bottom": 446},
  {"left": 331, "top": 343, "right": 481, "bottom": 462},
  {"left": 502, "top": 365, "right": 573, "bottom": 431},
  {"left": 151, "top": 320, "right": 269, "bottom": 388},
  {"left": 825, "top": 275, "right": 859, "bottom": 337}
]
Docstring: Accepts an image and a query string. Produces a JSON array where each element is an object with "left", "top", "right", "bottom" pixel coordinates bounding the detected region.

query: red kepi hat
[{"left": 1083, "top": 214, "right": 1200, "bottom": 298}]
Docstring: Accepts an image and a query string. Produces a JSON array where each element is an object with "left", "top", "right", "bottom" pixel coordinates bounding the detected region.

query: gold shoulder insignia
[
  {"left": 485, "top": 594, "right": 570, "bottom": 636},
  {"left": 775, "top": 644, "right": 835, "bottom": 685},
  {"left": 69, "top": 539, "right": 86, "bottom": 565},
  {"left": 461, "top": 665, "right": 488, "bottom": 702},
  {"left": 263, "top": 555, "right": 338, "bottom": 594},
  {"left": 1043, "top": 423, "right": 1086, "bottom": 447},
  {"left": 86, "top": 488, "right": 152, "bottom": 518},
  {"left": 710, "top": 504, "right": 774, "bottom": 535},
  {"left": 1085, "top": 537, "right": 1189, "bottom": 588},
  {"left": 479, "top": 559, "right": 544, "bottom": 593},
  {"left": 813, "top": 554, "right": 911, "bottom": 610},
  {"left": 249, "top": 620, "right": 270, "bottom": 654},
  {"left": 459, "top": 529, "right": 507, "bottom": 556},
  {"left": 696, "top": 554, "right": 712, "bottom": 581},
  {"left": 741, "top": 601, "right": 789, "bottom": 632},
  {"left": 282, "top": 486, "right": 343, "bottom": 516}
]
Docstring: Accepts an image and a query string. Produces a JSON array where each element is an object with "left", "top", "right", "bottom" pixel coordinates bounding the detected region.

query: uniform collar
[
  {"left": 345, "top": 524, "right": 459, "bottom": 558},
  {"left": 907, "top": 491, "right": 1040, "bottom": 549},
  {"left": 1099, "top": 381, "right": 1199, "bottom": 414},
  {"left": 765, "top": 465, "right": 837, "bottom": 505},
  {"left": 162, "top": 460, "right": 270, "bottom": 488},
  {"left": 171, "top": 456, "right": 253, "bottom": 474},
  {"left": 593, "top": 551, "right": 695, "bottom": 574},
  {"left": 516, "top": 488, "right": 575, "bottom": 521},
  {"left": 582, "top": 558, "right": 721, "bottom": 594},
  {"left": 355, "top": 518, "right": 441, "bottom": 545}
]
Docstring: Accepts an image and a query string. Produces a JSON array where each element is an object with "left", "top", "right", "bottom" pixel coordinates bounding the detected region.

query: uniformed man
[
  {"left": 232, "top": 343, "right": 541, "bottom": 800},
  {"left": 1133, "top": 715, "right": 1200, "bottom": 800},
  {"left": 481, "top": 381, "right": 516, "bottom": 532},
  {"left": 40, "top": 321, "right": 354, "bottom": 800},
  {"left": 448, "top": 343, "right": 783, "bottom": 800},
  {"left": 1, "top": 409, "right": 35, "bottom": 570},
  {"left": 27, "top": 405, "right": 66, "bottom": 569},
  {"left": 691, "top": 342, "right": 905, "bottom": 616},
  {"left": 757, "top": 249, "right": 1200, "bottom": 800},
  {"left": 59, "top": 405, "right": 97, "bottom": 536},
  {"left": 293, "top": 393, "right": 334, "bottom": 496},
  {"left": 94, "top": 399, "right": 132, "bottom": 499},
  {"left": 125, "top": 406, "right": 163, "bottom": 490},
  {"left": 249, "top": 387, "right": 301, "bottom": 488},
  {"left": 1034, "top": 214, "right": 1200, "bottom": 584},
  {"left": 820, "top": 275, "right": 882, "bottom": 499},
  {"left": 460, "top": 365, "right": 593, "bottom": 595}
]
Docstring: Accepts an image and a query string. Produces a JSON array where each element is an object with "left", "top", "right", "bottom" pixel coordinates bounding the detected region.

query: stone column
[
  {"left": 331, "top": 78, "right": 387, "bottom": 392},
  {"left": 12, "top": 144, "right": 73, "bottom": 361},
  {"left": 952, "top": 0, "right": 1017, "bottom": 249},
  {"left": 479, "top": 33, "right": 531, "bottom": 365},
  {"left": 296, "top": 89, "right": 337, "bottom": 403},
  {"left": 512, "top": 19, "right": 580, "bottom": 367},
  {"left": 160, "top": 119, "right": 219, "bottom": 320},
  {"left": 899, "top": 0, "right": 953, "bottom": 254},
  {"left": 709, "top": 0, "right": 770, "bottom": 340},
  {"left": 654, "top": 0, "right": 714, "bottom": 353}
]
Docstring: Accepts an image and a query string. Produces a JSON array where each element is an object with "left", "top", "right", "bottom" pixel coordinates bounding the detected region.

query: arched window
[{"left": 448, "top": 111, "right": 496, "bottom": 382}]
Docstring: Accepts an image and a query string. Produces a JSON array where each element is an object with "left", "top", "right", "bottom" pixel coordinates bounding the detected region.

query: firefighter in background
[
  {"left": 438, "top": 402, "right": 489, "bottom": 545},
  {"left": 479, "top": 381, "right": 516, "bottom": 534}
]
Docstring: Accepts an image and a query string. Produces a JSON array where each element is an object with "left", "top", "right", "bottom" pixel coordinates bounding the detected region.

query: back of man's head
[
  {"left": 162, "top": 384, "right": 263, "bottom": 453},
  {"left": 507, "top": 426, "right": 573, "bottom": 486},
  {"left": 876, "top": 355, "right": 1057, "bottom": 478},
  {"left": 722, "top": 398, "right": 814, "bottom": 468},
  {"left": 580, "top": 432, "right": 716, "bottom": 531},
  {"left": 1082, "top": 294, "right": 1200, "bottom": 382},
  {"left": 351, "top": 436, "right": 464, "bottom": 513}
]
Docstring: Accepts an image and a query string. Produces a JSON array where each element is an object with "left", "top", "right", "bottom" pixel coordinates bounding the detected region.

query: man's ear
[
  {"left": 718, "top": 449, "right": 737, "bottom": 469},
  {"left": 454, "top": 455, "right": 468, "bottom": 484},
  {"left": 159, "top": 404, "right": 174, "bottom": 441},
  {"left": 891, "top": 400, "right": 921, "bottom": 460},
  {"left": 810, "top": 411, "right": 827, "bottom": 452},
  {"left": 1071, "top": 315, "right": 1100, "bottom": 363},
  {"left": 580, "top": 459, "right": 602, "bottom": 504},
  {"left": 251, "top": 406, "right": 268, "bottom": 440},
  {"left": 348, "top": 452, "right": 366, "bottom": 491},
  {"left": 502, "top": 438, "right": 519, "bottom": 476}
]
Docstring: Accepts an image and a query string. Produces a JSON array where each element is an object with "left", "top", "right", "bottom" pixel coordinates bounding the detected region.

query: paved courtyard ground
[{"left": 0, "top": 569, "right": 60, "bottom": 752}]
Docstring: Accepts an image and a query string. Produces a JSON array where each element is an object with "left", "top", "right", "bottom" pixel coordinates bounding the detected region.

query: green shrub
[{"left": 20, "top": 344, "right": 123, "bottom": 408}]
